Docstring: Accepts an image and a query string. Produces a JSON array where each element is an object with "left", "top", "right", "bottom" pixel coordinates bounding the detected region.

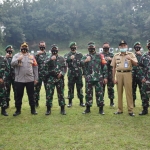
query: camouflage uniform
[
  {"left": 34, "top": 51, "right": 50, "bottom": 105},
  {"left": 64, "top": 51, "right": 84, "bottom": 106},
  {"left": 101, "top": 51, "right": 114, "bottom": 105},
  {"left": 81, "top": 52, "right": 108, "bottom": 108}
]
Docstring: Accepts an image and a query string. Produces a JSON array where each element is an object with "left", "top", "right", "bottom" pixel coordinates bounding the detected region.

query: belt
[{"left": 117, "top": 70, "right": 131, "bottom": 72}]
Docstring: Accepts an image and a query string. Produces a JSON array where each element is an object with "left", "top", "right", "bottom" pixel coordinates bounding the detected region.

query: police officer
[
  {"left": 81, "top": 42, "right": 108, "bottom": 115},
  {"left": 5, "top": 45, "right": 16, "bottom": 108},
  {"left": 138, "top": 40, "right": 150, "bottom": 115},
  {"left": 44, "top": 44, "right": 67, "bottom": 115},
  {"left": 101, "top": 42, "right": 115, "bottom": 107},
  {"left": 64, "top": 42, "right": 85, "bottom": 107},
  {"left": 132, "top": 42, "right": 143, "bottom": 107},
  {"left": 11, "top": 42, "right": 38, "bottom": 116},
  {"left": 34, "top": 41, "right": 50, "bottom": 107},
  {"left": 111, "top": 40, "right": 138, "bottom": 116}
]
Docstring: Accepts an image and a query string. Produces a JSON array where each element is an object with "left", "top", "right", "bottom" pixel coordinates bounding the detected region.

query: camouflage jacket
[
  {"left": 43, "top": 54, "right": 67, "bottom": 82},
  {"left": 132, "top": 52, "right": 142, "bottom": 78},
  {"left": 34, "top": 51, "right": 50, "bottom": 77},
  {"left": 64, "top": 51, "right": 83, "bottom": 77},
  {"left": 138, "top": 52, "right": 150, "bottom": 81},
  {"left": 81, "top": 52, "right": 108, "bottom": 82},
  {"left": 6, "top": 57, "right": 15, "bottom": 80}
]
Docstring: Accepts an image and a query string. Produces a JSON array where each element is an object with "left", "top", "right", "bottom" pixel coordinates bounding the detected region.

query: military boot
[
  {"left": 110, "top": 99, "right": 115, "bottom": 107},
  {"left": 60, "top": 106, "right": 66, "bottom": 115},
  {"left": 45, "top": 106, "right": 51, "bottom": 115},
  {"left": 99, "top": 106, "right": 105, "bottom": 115},
  {"left": 79, "top": 99, "right": 85, "bottom": 107},
  {"left": 13, "top": 106, "right": 21, "bottom": 116},
  {"left": 139, "top": 107, "right": 148, "bottom": 115},
  {"left": 82, "top": 106, "right": 90, "bottom": 114},
  {"left": 67, "top": 99, "right": 72, "bottom": 107},
  {"left": 31, "top": 106, "right": 38, "bottom": 115},
  {"left": 1, "top": 107, "right": 8, "bottom": 116}
]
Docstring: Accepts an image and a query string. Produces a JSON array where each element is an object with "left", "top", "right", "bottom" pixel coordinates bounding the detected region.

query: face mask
[
  {"left": 88, "top": 48, "right": 95, "bottom": 53},
  {"left": 21, "top": 48, "right": 28, "bottom": 53},
  {"left": 71, "top": 47, "right": 76, "bottom": 51},
  {"left": 51, "top": 50, "right": 58, "bottom": 55},
  {"left": 134, "top": 46, "right": 141, "bottom": 51},
  {"left": 7, "top": 51, "right": 12, "bottom": 54},
  {"left": 148, "top": 46, "right": 150, "bottom": 50},
  {"left": 40, "top": 47, "right": 45, "bottom": 51},
  {"left": 103, "top": 48, "right": 109, "bottom": 52},
  {"left": 120, "top": 48, "right": 127, "bottom": 52}
]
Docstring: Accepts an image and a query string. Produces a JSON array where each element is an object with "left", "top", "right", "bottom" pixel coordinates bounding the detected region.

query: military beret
[
  {"left": 21, "top": 42, "right": 28, "bottom": 47},
  {"left": 119, "top": 40, "right": 127, "bottom": 46},
  {"left": 88, "top": 41, "right": 95, "bottom": 47},
  {"left": 51, "top": 44, "right": 58, "bottom": 50},
  {"left": 5, "top": 45, "right": 13, "bottom": 51},
  {"left": 133, "top": 41, "right": 141, "bottom": 47},
  {"left": 69, "top": 42, "right": 76, "bottom": 48}
]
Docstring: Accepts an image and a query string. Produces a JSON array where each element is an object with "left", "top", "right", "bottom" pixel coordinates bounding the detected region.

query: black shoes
[
  {"left": 60, "top": 106, "right": 66, "bottom": 115},
  {"left": 67, "top": 99, "right": 72, "bottom": 107},
  {"left": 45, "top": 106, "right": 51, "bottom": 115},
  {"left": 129, "top": 112, "right": 135, "bottom": 116},
  {"left": 99, "top": 106, "right": 105, "bottom": 115},
  {"left": 114, "top": 112, "right": 123, "bottom": 115},
  {"left": 31, "top": 106, "right": 38, "bottom": 115},
  {"left": 13, "top": 111, "right": 21, "bottom": 116},
  {"left": 80, "top": 103, "right": 85, "bottom": 107},
  {"left": 110, "top": 102, "right": 115, "bottom": 107},
  {"left": 139, "top": 110, "right": 148, "bottom": 115},
  {"left": 82, "top": 106, "right": 90, "bottom": 114},
  {"left": 1, "top": 107, "right": 8, "bottom": 116}
]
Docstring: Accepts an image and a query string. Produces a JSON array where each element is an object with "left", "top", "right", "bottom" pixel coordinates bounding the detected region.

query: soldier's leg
[
  {"left": 132, "top": 76, "right": 137, "bottom": 107},
  {"left": 76, "top": 76, "right": 84, "bottom": 107},
  {"left": 137, "top": 78, "right": 143, "bottom": 101},
  {"left": 67, "top": 76, "right": 75, "bottom": 107},
  {"left": 124, "top": 72, "right": 134, "bottom": 115},
  {"left": 56, "top": 79, "right": 66, "bottom": 115}
]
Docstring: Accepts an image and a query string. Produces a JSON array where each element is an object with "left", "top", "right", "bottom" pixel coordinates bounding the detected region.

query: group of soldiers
[{"left": 0, "top": 40, "right": 150, "bottom": 117}]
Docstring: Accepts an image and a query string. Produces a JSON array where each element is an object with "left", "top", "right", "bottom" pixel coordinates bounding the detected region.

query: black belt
[{"left": 117, "top": 70, "right": 131, "bottom": 72}]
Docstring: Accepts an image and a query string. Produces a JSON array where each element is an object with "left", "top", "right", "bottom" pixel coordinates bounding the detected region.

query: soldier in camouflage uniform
[
  {"left": 64, "top": 42, "right": 85, "bottom": 107},
  {"left": 81, "top": 42, "right": 108, "bottom": 115},
  {"left": 138, "top": 40, "right": 150, "bottom": 115},
  {"left": 101, "top": 42, "right": 115, "bottom": 107},
  {"left": 0, "top": 54, "right": 10, "bottom": 116},
  {"left": 132, "top": 42, "right": 143, "bottom": 107},
  {"left": 5, "top": 45, "right": 16, "bottom": 108},
  {"left": 34, "top": 41, "right": 50, "bottom": 107},
  {"left": 43, "top": 44, "right": 67, "bottom": 115}
]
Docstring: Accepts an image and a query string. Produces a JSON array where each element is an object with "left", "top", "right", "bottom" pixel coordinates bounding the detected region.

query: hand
[
  {"left": 57, "top": 73, "right": 62, "bottom": 79},
  {"left": 18, "top": 55, "right": 23, "bottom": 61},
  {"left": 37, "top": 51, "right": 44, "bottom": 55},
  {"left": 125, "top": 55, "right": 132, "bottom": 60},
  {"left": 51, "top": 55, "right": 56, "bottom": 60},
  {"left": 34, "top": 80, "right": 38, "bottom": 85},
  {"left": 136, "top": 51, "right": 142, "bottom": 55},
  {"left": 5, "top": 53, "right": 10, "bottom": 58},
  {"left": 85, "top": 56, "right": 91, "bottom": 62},
  {"left": 141, "top": 78, "right": 146, "bottom": 83},
  {"left": 113, "top": 79, "right": 118, "bottom": 84},
  {"left": 71, "top": 55, "right": 75, "bottom": 59},
  {"left": 0, "top": 78, "right": 4, "bottom": 83},
  {"left": 105, "top": 57, "right": 111, "bottom": 61},
  {"left": 103, "top": 78, "right": 108, "bottom": 84}
]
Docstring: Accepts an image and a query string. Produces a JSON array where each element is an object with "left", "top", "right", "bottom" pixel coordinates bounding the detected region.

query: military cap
[
  {"left": 69, "top": 42, "right": 76, "bottom": 48},
  {"left": 5, "top": 45, "right": 13, "bottom": 51},
  {"left": 147, "top": 39, "right": 150, "bottom": 45},
  {"left": 133, "top": 41, "right": 141, "bottom": 47},
  {"left": 51, "top": 44, "right": 58, "bottom": 50},
  {"left": 119, "top": 40, "right": 127, "bottom": 46},
  {"left": 21, "top": 42, "right": 28, "bottom": 47},
  {"left": 88, "top": 41, "right": 95, "bottom": 47}
]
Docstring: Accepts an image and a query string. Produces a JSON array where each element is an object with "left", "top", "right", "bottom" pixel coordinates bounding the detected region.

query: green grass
[{"left": 0, "top": 50, "right": 150, "bottom": 150}]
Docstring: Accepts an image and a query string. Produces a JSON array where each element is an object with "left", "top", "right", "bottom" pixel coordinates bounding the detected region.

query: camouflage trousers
[
  {"left": 46, "top": 78, "right": 65, "bottom": 107},
  {"left": 34, "top": 77, "right": 47, "bottom": 102},
  {"left": 5, "top": 78, "right": 17, "bottom": 102},
  {"left": 103, "top": 75, "right": 114, "bottom": 100},
  {"left": 132, "top": 76, "right": 142, "bottom": 101},
  {"left": 0, "top": 83, "right": 7, "bottom": 107},
  {"left": 141, "top": 82, "right": 150, "bottom": 107},
  {"left": 67, "top": 75, "right": 84, "bottom": 100},
  {"left": 85, "top": 79, "right": 104, "bottom": 107}
]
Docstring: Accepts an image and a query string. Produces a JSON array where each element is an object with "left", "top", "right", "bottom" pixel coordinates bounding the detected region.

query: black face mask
[
  {"left": 88, "top": 48, "right": 95, "bottom": 53},
  {"left": 7, "top": 51, "right": 12, "bottom": 54},
  {"left": 21, "top": 48, "right": 28, "bottom": 53},
  {"left": 51, "top": 50, "right": 58, "bottom": 55},
  {"left": 71, "top": 47, "right": 76, "bottom": 51},
  {"left": 134, "top": 46, "right": 141, "bottom": 51},
  {"left": 148, "top": 46, "right": 150, "bottom": 50},
  {"left": 40, "top": 47, "right": 45, "bottom": 51},
  {"left": 103, "top": 47, "right": 109, "bottom": 52}
]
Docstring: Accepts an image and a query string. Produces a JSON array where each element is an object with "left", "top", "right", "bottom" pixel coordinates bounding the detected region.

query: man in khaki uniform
[{"left": 111, "top": 40, "right": 138, "bottom": 116}]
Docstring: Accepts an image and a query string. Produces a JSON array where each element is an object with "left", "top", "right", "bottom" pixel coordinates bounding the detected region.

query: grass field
[{"left": 0, "top": 50, "right": 150, "bottom": 150}]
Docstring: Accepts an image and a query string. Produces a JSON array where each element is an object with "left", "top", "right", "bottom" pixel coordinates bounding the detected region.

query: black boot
[
  {"left": 110, "top": 99, "right": 115, "bottom": 107},
  {"left": 45, "top": 106, "right": 51, "bottom": 115},
  {"left": 31, "top": 106, "right": 38, "bottom": 115},
  {"left": 82, "top": 106, "right": 90, "bottom": 114},
  {"left": 99, "top": 106, "right": 105, "bottom": 115},
  {"left": 67, "top": 99, "right": 72, "bottom": 107},
  {"left": 139, "top": 107, "right": 148, "bottom": 115},
  {"left": 13, "top": 106, "right": 21, "bottom": 116},
  {"left": 35, "top": 101, "right": 39, "bottom": 107},
  {"left": 60, "top": 106, "right": 66, "bottom": 115},
  {"left": 79, "top": 99, "right": 85, "bottom": 107},
  {"left": 6, "top": 101, "right": 10, "bottom": 109},
  {"left": 1, "top": 107, "right": 8, "bottom": 116}
]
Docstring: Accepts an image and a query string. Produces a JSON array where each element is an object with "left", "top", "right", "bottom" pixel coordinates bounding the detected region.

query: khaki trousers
[{"left": 116, "top": 72, "right": 133, "bottom": 113}]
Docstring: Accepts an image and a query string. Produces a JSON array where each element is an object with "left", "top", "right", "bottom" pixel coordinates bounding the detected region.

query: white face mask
[{"left": 120, "top": 48, "right": 127, "bottom": 52}]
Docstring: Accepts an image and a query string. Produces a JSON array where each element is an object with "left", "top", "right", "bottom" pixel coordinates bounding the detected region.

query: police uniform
[{"left": 111, "top": 40, "right": 137, "bottom": 116}]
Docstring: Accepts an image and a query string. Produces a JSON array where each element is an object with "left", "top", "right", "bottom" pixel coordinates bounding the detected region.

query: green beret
[
  {"left": 133, "top": 41, "right": 141, "bottom": 47},
  {"left": 5, "top": 45, "right": 13, "bottom": 51},
  {"left": 69, "top": 42, "right": 76, "bottom": 48},
  {"left": 88, "top": 41, "right": 95, "bottom": 46}
]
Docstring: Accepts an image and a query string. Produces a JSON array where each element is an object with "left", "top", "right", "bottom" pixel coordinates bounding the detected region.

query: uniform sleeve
[
  {"left": 102, "top": 64, "right": 108, "bottom": 79},
  {"left": 110, "top": 56, "right": 116, "bottom": 68},
  {"left": 11, "top": 54, "right": 20, "bottom": 66},
  {"left": 131, "top": 53, "right": 138, "bottom": 63},
  {"left": 64, "top": 53, "right": 72, "bottom": 63}
]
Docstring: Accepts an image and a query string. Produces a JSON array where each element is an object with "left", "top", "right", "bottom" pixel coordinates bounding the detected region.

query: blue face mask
[{"left": 120, "top": 48, "right": 127, "bottom": 52}]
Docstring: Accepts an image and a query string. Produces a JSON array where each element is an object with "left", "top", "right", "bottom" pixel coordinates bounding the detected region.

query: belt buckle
[{"left": 121, "top": 70, "right": 123, "bottom": 73}]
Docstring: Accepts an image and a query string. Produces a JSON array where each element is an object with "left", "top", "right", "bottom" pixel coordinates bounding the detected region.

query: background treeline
[{"left": 0, "top": 0, "right": 150, "bottom": 52}]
